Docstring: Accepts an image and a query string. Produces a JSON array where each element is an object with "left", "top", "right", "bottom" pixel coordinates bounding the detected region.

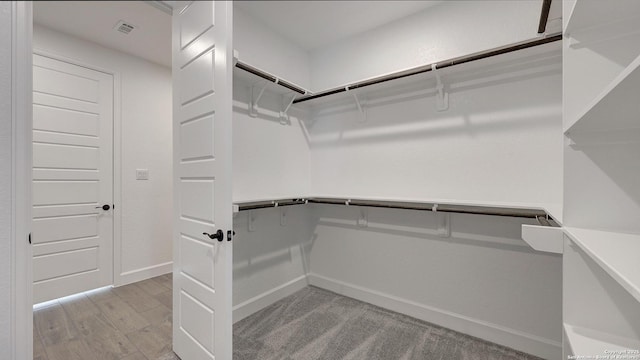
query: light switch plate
[{"left": 136, "top": 169, "right": 149, "bottom": 180}]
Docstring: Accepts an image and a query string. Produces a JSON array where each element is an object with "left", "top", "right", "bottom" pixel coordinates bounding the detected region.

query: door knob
[
  {"left": 96, "top": 204, "right": 111, "bottom": 211},
  {"left": 203, "top": 229, "right": 224, "bottom": 242}
]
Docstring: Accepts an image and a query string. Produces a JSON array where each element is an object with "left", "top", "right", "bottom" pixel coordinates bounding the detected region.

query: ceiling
[
  {"left": 235, "top": 1, "right": 442, "bottom": 51},
  {"left": 34, "top": 1, "right": 171, "bottom": 67},
  {"left": 33, "top": 1, "right": 552, "bottom": 68},
  {"left": 33, "top": 1, "right": 439, "bottom": 68}
]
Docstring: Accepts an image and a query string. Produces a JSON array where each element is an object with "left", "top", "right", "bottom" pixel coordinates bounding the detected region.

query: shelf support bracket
[
  {"left": 346, "top": 86, "right": 367, "bottom": 122},
  {"left": 279, "top": 93, "right": 297, "bottom": 125},
  {"left": 431, "top": 64, "right": 449, "bottom": 112},
  {"left": 249, "top": 83, "right": 268, "bottom": 118}
]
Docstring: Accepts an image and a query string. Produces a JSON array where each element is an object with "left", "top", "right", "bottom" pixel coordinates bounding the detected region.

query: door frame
[
  {"left": 6, "top": 2, "right": 33, "bottom": 359},
  {"left": 31, "top": 49, "right": 123, "bottom": 289}
]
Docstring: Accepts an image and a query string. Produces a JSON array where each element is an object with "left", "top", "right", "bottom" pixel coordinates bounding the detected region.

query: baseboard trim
[
  {"left": 233, "top": 275, "right": 308, "bottom": 323},
  {"left": 308, "top": 273, "right": 561, "bottom": 360},
  {"left": 116, "top": 261, "right": 172, "bottom": 287}
]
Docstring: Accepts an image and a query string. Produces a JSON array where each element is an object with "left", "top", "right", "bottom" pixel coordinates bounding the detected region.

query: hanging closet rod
[
  {"left": 293, "top": 33, "right": 562, "bottom": 104},
  {"left": 538, "top": 0, "right": 553, "bottom": 34},
  {"left": 235, "top": 61, "right": 307, "bottom": 95},
  {"left": 234, "top": 197, "right": 557, "bottom": 224},
  {"left": 308, "top": 198, "right": 549, "bottom": 219},
  {"left": 236, "top": 198, "right": 308, "bottom": 211}
]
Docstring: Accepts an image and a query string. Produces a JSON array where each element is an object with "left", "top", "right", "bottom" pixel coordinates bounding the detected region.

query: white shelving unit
[
  {"left": 564, "top": 324, "right": 640, "bottom": 357},
  {"left": 563, "top": 1, "right": 640, "bottom": 358},
  {"left": 564, "top": 227, "right": 640, "bottom": 304},
  {"left": 564, "top": 0, "right": 640, "bottom": 36},
  {"left": 565, "top": 53, "right": 640, "bottom": 134}
]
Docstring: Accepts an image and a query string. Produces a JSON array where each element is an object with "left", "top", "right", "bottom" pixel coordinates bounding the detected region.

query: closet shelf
[
  {"left": 292, "top": 34, "right": 561, "bottom": 107},
  {"left": 564, "top": 323, "right": 640, "bottom": 357},
  {"left": 234, "top": 60, "right": 310, "bottom": 96},
  {"left": 234, "top": 196, "right": 559, "bottom": 222},
  {"left": 564, "top": 227, "right": 640, "bottom": 304},
  {"left": 565, "top": 52, "right": 640, "bottom": 135},
  {"left": 564, "top": 0, "right": 640, "bottom": 36},
  {"left": 233, "top": 198, "right": 307, "bottom": 212}
]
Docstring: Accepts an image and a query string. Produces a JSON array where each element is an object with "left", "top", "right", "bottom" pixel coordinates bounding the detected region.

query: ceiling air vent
[{"left": 114, "top": 20, "right": 136, "bottom": 35}]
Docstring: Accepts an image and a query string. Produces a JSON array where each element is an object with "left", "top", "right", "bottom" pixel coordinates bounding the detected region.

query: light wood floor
[{"left": 33, "top": 274, "right": 176, "bottom": 360}]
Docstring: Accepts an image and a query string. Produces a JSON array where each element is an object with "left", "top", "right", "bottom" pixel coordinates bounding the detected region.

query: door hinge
[{"left": 28, "top": 233, "right": 31, "bottom": 244}]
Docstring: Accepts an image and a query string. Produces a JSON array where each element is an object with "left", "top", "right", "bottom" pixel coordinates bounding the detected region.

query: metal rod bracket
[
  {"left": 431, "top": 64, "right": 449, "bottom": 111},
  {"left": 347, "top": 86, "right": 367, "bottom": 122},
  {"left": 249, "top": 83, "right": 268, "bottom": 118},
  {"left": 279, "top": 94, "right": 297, "bottom": 125}
]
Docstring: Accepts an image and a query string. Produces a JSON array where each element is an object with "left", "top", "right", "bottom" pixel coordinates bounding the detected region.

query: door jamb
[{"left": 9, "top": 2, "right": 33, "bottom": 359}]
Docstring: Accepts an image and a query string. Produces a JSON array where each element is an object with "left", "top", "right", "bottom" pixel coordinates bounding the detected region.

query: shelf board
[
  {"left": 308, "top": 194, "right": 548, "bottom": 211},
  {"left": 564, "top": 227, "right": 640, "bottom": 304},
  {"left": 293, "top": 38, "right": 560, "bottom": 108},
  {"left": 565, "top": 0, "right": 640, "bottom": 36},
  {"left": 565, "top": 52, "right": 640, "bottom": 135},
  {"left": 233, "top": 63, "right": 309, "bottom": 97},
  {"left": 564, "top": 323, "right": 640, "bottom": 357}
]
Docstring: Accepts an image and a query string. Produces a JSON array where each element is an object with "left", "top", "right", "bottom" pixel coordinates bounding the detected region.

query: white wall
[
  {"left": 308, "top": 49, "right": 563, "bottom": 213},
  {"left": 232, "top": 66, "right": 312, "bottom": 319},
  {"left": 33, "top": 25, "right": 173, "bottom": 285},
  {"left": 310, "top": 0, "right": 542, "bottom": 91},
  {"left": 232, "top": 207, "right": 311, "bottom": 322},
  {"left": 308, "top": 206, "right": 562, "bottom": 359},
  {"left": 299, "top": 6, "right": 564, "bottom": 357},
  {"left": 233, "top": 83, "right": 311, "bottom": 201},
  {"left": 231, "top": 3, "right": 564, "bottom": 358},
  {"left": 234, "top": 6, "right": 311, "bottom": 90}
]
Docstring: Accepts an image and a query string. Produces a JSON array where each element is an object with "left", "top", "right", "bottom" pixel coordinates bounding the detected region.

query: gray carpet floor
[{"left": 233, "top": 286, "right": 543, "bottom": 360}]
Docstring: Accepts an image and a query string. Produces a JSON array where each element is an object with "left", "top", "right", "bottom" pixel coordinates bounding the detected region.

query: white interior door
[
  {"left": 32, "top": 54, "right": 114, "bottom": 303},
  {"left": 172, "top": 1, "right": 233, "bottom": 359}
]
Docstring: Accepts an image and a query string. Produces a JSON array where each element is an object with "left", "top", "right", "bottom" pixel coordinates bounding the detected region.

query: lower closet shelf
[
  {"left": 564, "top": 227, "right": 640, "bottom": 304},
  {"left": 564, "top": 323, "right": 640, "bottom": 356}
]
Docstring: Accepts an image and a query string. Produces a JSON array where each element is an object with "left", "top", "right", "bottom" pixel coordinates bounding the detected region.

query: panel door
[
  {"left": 172, "top": 1, "right": 233, "bottom": 359},
  {"left": 32, "top": 54, "right": 114, "bottom": 303}
]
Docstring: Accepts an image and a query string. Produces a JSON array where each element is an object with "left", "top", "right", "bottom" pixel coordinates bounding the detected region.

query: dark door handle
[
  {"left": 203, "top": 229, "right": 224, "bottom": 242},
  {"left": 96, "top": 204, "right": 111, "bottom": 211}
]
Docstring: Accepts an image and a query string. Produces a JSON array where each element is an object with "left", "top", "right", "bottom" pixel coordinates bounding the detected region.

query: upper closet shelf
[
  {"left": 234, "top": 196, "right": 559, "bottom": 223},
  {"left": 564, "top": 323, "right": 640, "bottom": 357},
  {"left": 292, "top": 34, "right": 561, "bottom": 107},
  {"left": 564, "top": 52, "right": 640, "bottom": 135},
  {"left": 564, "top": 227, "right": 640, "bottom": 304},
  {"left": 564, "top": 0, "right": 640, "bottom": 36},
  {"left": 234, "top": 60, "right": 310, "bottom": 96}
]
